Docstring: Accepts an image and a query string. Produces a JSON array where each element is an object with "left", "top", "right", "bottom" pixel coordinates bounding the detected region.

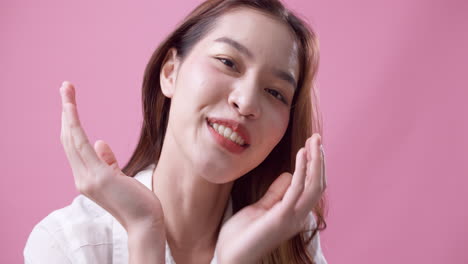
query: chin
[
  {"left": 191, "top": 149, "right": 260, "bottom": 184},
  {"left": 201, "top": 162, "right": 259, "bottom": 185}
]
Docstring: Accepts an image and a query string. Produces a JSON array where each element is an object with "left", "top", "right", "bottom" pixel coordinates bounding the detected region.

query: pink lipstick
[{"left": 206, "top": 117, "right": 250, "bottom": 154}]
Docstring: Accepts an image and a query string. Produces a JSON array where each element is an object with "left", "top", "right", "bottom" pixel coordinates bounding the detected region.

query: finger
[
  {"left": 61, "top": 81, "right": 76, "bottom": 106},
  {"left": 307, "top": 134, "right": 324, "bottom": 191},
  {"left": 297, "top": 134, "right": 324, "bottom": 213},
  {"left": 60, "top": 86, "right": 86, "bottom": 176},
  {"left": 61, "top": 104, "right": 85, "bottom": 169},
  {"left": 320, "top": 144, "right": 327, "bottom": 188},
  {"left": 94, "top": 140, "right": 120, "bottom": 171},
  {"left": 61, "top": 82, "right": 102, "bottom": 169},
  {"left": 305, "top": 137, "right": 312, "bottom": 161},
  {"left": 255, "top": 172, "right": 292, "bottom": 210},
  {"left": 282, "top": 147, "right": 307, "bottom": 208},
  {"left": 305, "top": 137, "right": 313, "bottom": 183}
]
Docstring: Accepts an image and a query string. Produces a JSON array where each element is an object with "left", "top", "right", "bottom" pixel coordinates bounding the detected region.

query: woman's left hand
[{"left": 215, "top": 133, "right": 326, "bottom": 264}]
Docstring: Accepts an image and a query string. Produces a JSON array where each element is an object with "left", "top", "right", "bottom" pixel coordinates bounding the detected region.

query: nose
[{"left": 228, "top": 81, "right": 261, "bottom": 119}]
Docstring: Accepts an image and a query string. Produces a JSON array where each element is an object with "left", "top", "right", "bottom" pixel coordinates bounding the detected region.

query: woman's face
[{"left": 161, "top": 7, "right": 299, "bottom": 183}]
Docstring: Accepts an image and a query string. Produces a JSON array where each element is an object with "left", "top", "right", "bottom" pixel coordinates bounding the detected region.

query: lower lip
[{"left": 207, "top": 121, "right": 247, "bottom": 154}]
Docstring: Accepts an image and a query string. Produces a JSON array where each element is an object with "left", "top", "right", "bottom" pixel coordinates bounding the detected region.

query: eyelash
[
  {"left": 215, "top": 57, "right": 288, "bottom": 104},
  {"left": 265, "top": 88, "right": 286, "bottom": 103},
  {"left": 217, "top": 57, "right": 237, "bottom": 71}
]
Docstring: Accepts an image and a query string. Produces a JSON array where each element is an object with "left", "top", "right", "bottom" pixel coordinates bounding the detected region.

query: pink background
[{"left": 2, "top": 0, "right": 467, "bottom": 263}]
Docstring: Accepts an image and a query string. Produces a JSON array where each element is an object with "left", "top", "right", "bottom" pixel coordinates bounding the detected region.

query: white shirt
[{"left": 24, "top": 164, "right": 327, "bottom": 263}]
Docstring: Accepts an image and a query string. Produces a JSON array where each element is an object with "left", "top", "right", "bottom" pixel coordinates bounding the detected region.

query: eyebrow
[{"left": 214, "top": 36, "right": 297, "bottom": 90}]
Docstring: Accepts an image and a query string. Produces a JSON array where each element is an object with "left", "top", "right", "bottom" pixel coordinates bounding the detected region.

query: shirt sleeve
[
  {"left": 23, "top": 224, "right": 72, "bottom": 264},
  {"left": 305, "top": 213, "right": 328, "bottom": 264}
]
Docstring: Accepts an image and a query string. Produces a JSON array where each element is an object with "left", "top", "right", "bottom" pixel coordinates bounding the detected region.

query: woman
[{"left": 24, "top": 0, "right": 328, "bottom": 263}]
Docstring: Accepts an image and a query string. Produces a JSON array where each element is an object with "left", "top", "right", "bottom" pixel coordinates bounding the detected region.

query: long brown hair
[{"left": 122, "top": 0, "right": 327, "bottom": 263}]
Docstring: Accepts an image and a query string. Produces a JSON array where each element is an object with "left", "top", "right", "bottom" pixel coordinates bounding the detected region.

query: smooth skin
[
  {"left": 60, "top": 81, "right": 326, "bottom": 264},
  {"left": 59, "top": 7, "right": 327, "bottom": 264},
  {"left": 153, "top": 8, "right": 308, "bottom": 263},
  {"left": 60, "top": 82, "right": 167, "bottom": 263},
  {"left": 215, "top": 140, "right": 326, "bottom": 263}
]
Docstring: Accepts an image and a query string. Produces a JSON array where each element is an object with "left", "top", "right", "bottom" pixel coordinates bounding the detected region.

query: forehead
[{"left": 197, "top": 7, "right": 300, "bottom": 80}]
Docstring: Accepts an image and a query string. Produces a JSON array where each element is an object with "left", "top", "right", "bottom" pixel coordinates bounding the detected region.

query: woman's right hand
[{"left": 59, "top": 81, "right": 165, "bottom": 239}]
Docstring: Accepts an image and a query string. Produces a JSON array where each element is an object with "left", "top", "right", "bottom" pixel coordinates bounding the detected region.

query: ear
[{"left": 160, "top": 48, "right": 180, "bottom": 98}]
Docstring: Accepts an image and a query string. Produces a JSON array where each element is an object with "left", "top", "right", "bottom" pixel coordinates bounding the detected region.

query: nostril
[{"left": 233, "top": 102, "right": 239, "bottom": 108}]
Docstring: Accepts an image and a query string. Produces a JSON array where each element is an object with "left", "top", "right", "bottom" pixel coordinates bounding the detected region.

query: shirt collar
[{"left": 112, "top": 164, "right": 232, "bottom": 264}]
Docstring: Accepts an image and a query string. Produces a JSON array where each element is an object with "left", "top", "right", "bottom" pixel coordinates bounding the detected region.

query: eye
[
  {"left": 265, "top": 88, "right": 287, "bottom": 104},
  {"left": 216, "top": 57, "right": 237, "bottom": 71}
]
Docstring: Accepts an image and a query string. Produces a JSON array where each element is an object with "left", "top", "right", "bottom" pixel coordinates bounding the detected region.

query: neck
[{"left": 152, "top": 134, "right": 233, "bottom": 252}]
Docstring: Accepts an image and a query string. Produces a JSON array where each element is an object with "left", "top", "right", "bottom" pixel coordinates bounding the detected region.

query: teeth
[
  {"left": 209, "top": 122, "right": 246, "bottom": 146},
  {"left": 218, "top": 125, "right": 225, "bottom": 135},
  {"left": 229, "top": 132, "right": 238, "bottom": 142},
  {"left": 224, "top": 127, "right": 232, "bottom": 138}
]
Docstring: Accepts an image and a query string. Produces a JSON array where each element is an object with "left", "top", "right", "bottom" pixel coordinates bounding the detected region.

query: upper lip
[{"left": 206, "top": 117, "right": 251, "bottom": 145}]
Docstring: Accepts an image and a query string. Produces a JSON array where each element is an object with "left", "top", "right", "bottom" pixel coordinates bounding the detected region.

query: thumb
[
  {"left": 94, "top": 140, "right": 119, "bottom": 170},
  {"left": 255, "top": 172, "right": 292, "bottom": 210}
]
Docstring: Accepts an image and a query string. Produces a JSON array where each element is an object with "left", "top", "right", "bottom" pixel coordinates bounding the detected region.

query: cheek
[
  {"left": 262, "top": 105, "right": 290, "bottom": 144},
  {"left": 178, "top": 59, "right": 230, "bottom": 107}
]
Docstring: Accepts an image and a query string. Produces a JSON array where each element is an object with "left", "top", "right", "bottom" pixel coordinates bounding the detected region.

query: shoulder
[
  {"left": 24, "top": 194, "right": 114, "bottom": 263},
  {"left": 303, "top": 212, "right": 328, "bottom": 264}
]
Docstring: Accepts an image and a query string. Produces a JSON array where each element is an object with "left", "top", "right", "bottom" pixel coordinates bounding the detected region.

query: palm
[
  {"left": 217, "top": 197, "right": 289, "bottom": 256},
  {"left": 83, "top": 164, "right": 164, "bottom": 230},
  {"left": 60, "top": 81, "right": 164, "bottom": 233},
  {"left": 216, "top": 135, "right": 326, "bottom": 264}
]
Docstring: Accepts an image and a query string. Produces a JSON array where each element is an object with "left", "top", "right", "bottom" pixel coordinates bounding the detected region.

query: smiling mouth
[
  {"left": 208, "top": 122, "right": 246, "bottom": 146},
  {"left": 205, "top": 118, "right": 250, "bottom": 154}
]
